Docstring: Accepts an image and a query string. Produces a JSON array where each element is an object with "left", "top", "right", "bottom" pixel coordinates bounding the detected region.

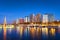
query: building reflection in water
[
  {"left": 19, "top": 27, "right": 24, "bottom": 37},
  {"left": 42, "top": 27, "right": 48, "bottom": 36},
  {"left": 50, "top": 28, "right": 55, "bottom": 36},
  {"left": 30, "top": 27, "right": 36, "bottom": 38},
  {"left": 24, "top": 26, "right": 30, "bottom": 36},
  {"left": 1, "top": 25, "right": 58, "bottom": 40},
  {"left": 41, "top": 27, "right": 48, "bottom": 40},
  {"left": 3, "top": 27, "right": 6, "bottom": 40},
  {"left": 36, "top": 27, "right": 41, "bottom": 40},
  {"left": 0, "top": 28, "right": 2, "bottom": 32},
  {"left": 17, "top": 26, "right": 56, "bottom": 39},
  {"left": 56, "top": 26, "right": 60, "bottom": 34},
  {"left": 16, "top": 26, "right": 20, "bottom": 33},
  {"left": 8, "top": 28, "right": 13, "bottom": 33},
  {"left": 36, "top": 27, "right": 41, "bottom": 36}
]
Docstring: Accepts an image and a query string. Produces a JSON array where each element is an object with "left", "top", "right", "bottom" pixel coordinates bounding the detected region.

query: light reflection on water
[
  {"left": 19, "top": 27, "right": 24, "bottom": 37},
  {"left": 50, "top": 28, "right": 55, "bottom": 36},
  {"left": 0, "top": 26, "right": 60, "bottom": 40},
  {"left": 42, "top": 28, "right": 48, "bottom": 36}
]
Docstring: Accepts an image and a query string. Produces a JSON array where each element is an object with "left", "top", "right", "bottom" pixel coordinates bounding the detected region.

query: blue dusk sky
[{"left": 0, "top": 0, "right": 60, "bottom": 24}]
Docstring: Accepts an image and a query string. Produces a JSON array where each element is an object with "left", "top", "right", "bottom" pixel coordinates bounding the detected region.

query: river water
[{"left": 0, "top": 26, "right": 60, "bottom": 40}]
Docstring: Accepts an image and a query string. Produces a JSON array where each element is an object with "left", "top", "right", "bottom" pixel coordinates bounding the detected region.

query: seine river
[{"left": 0, "top": 26, "right": 60, "bottom": 40}]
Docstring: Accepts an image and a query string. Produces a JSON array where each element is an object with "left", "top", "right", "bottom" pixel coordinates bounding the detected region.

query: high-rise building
[
  {"left": 19, "top": 18, "right": 24, "bottom": 23},
  {"left": 24, "top": 16, "right": 30, "bottom": 22},
  {"left": 40, "top": 14, "right": 43, "bottom": 22},
  {"left": 42, "top": 14, "right": 48, "bottom": 23},
  {"left": 48, "top": 14, "right": 54, "bottom": 22},
  {"left": 42, "top": 13, "right": 54, "bottom": 23},
  {"left": 30, "top": 14, "right": 35, "bottom": 22},
  {"left": 36, "top": 13, "right": 41, "bottom": 22}
]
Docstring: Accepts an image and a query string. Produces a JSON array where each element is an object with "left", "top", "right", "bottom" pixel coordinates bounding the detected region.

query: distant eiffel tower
[{"left": 3, "top": 16, "right": 7, "bottom": 40}]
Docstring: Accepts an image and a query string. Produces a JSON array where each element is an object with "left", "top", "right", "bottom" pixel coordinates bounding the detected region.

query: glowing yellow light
[
  {"left": 31, "top": 22, "right": 33, "bottom": 24},
  {"left": 42, "top": 27, "right": 48, "bottom": 35},
  {"left": 34, "top": 27, "right": 36, "bottom": 30},
  {"left": 36, "top": 27, "right": 40, "bottom": 36},
  {"left": 0, "top": 25, "right": 3, "bottom": 28},
  {"left": 50, "top": 28, "right": 55, "bottom": 36},
  {"left": 0, "top": 27, "right": 2, "bottom": 28},
  {"left": 6, "top": 25, "right": 14, "bottom": 28},
  {"left": 11, "top": 25, "right": 14, "bottom": 28},
  {"left": 30, "top": 27, "right": 35, "bottom": 37},
  {"left": 20, "top": 27, "right": 23, "bottom": 36},
  {"left": 3, "top": 24, "right": 6, "bottom": 40}
]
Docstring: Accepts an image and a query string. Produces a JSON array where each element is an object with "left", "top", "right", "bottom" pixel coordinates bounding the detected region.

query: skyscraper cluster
[{"left": 14, "top": 13, "right": 54, "bottom": 24}]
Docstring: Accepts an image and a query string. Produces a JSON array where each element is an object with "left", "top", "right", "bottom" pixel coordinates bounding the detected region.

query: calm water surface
[{"left": 0, "top": 26, "right": 60, "bottom": 40}]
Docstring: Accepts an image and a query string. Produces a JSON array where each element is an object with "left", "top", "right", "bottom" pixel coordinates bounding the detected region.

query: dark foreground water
[{"left": 0, "top": 27, "right": 60, "bottom": 40}]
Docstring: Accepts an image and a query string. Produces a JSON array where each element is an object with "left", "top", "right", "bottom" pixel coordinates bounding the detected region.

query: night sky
[{"left": 0, "top": 0, "right": 60, "bottom": 24}]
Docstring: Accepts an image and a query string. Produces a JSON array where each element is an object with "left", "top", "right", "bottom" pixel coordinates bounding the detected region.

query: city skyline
[
  {"left": 0, "top": 0, "right": 60, "bottom": 40},
  {"left": 0, "top": 0, "right": 60, "bottom": 23},
  {"left": 0, "top": 13, "right": 59, "bottom": 24}
]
